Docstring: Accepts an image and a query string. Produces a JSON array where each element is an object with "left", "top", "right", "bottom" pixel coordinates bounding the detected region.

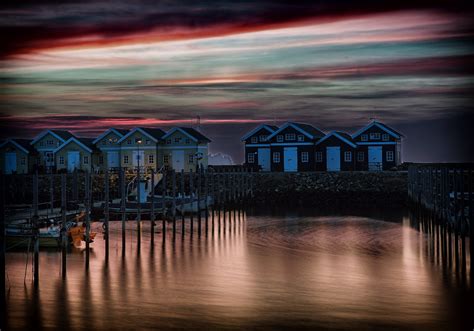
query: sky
[{"left": 0, "top": 1, "right": 473, "bottom": 163}]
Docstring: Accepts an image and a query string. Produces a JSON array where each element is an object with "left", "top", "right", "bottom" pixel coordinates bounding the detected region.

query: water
[{"left": 4, "top": 207, "right": 473, "bottom": 330}]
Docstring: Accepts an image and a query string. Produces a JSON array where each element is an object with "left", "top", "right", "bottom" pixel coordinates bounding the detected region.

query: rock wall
[{"left": 250, "top": 171, "right": 408, "bottom": 206}]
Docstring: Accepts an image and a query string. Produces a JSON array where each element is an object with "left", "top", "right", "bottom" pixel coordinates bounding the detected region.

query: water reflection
[{"left": 5, "top": 208, "right": 472, "bottom": 330}]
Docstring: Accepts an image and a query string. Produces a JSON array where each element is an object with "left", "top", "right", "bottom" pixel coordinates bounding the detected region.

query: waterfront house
[
  {"left": 161, "top": 127, "right": 211, "bottom": 172},
  {"left": 351, "top": 121, "right": 403, "bottom": 171},
  {"left": 266, "top": 122, "right": 325, "bottom": 172},
  {"left": 0, "top": 139, "right": 38, "bottom": 174},
  {"left": 315, "top": 131, "right": 357, "bottom": 171},
  {"left": 54, "top": 137, "right": 100, "bottom": 172},
  {"left": 30, "top": 129, "right": 75, "bottom": 172},
  {"left": 92, "top": 128, "right": 129, "bottom": 170},
  {"left": 117, "top": 127, "right": 166, "bottom": 171},
  {"left": 241, "top": 124, "right": 278, "bottom": 171}
]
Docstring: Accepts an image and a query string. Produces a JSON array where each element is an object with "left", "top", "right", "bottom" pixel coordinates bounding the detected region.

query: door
[
  {"left": 172, "top": 150, "right": 185, "bottom": 171},
  {"left": 283, "top": 147, "right": 297, "bottom": 172},
  {"left": 326, "top": 146, "right": 340, "bottom": 171},
  {"left": 257, "top": 148, "right": 270, "bottom": 171},
  {"left": 132, "top": 150, "right": 145, "bottom": 167},
  {"left": 368, "top": 146, "right": 383, "bottom": 171},
  {"left": 107, "top": 151, "right": 119, "bottom": 168},
  {"left": 67, "top": 151, "right": 80, "bottom": 172},
  {"left": 5, "top": 152, "right": 16, "bottom": 174}
]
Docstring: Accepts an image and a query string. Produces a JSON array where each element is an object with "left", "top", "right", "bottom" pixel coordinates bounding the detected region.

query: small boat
[{"left": 6, "top": 224, "right": 61, "bottom": 248}]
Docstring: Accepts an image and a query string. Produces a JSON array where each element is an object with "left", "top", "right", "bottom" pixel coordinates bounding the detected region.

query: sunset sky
[{"left": 1, "top": 1, "right": 473, "bottom": 162}]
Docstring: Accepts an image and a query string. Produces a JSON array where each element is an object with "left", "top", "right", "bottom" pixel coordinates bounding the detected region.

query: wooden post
[
  {"left": 120, "top": 168, "right": 126, "bottom": 253},
  {"left": 197, "top": 165, "right": 202, "bottom": 235},
  {"left": 204, "top": 167, "right": 209, "bottom": 235},
  {"left": 150, "top": 169, "right": 155, "bottom": 245},
  {"left": 33, "top": 171, "right": 39, "bottom": 288},
  {"left": 50, "top": 172, "right": 54, "bottom": 214},
  {"left": 162, "top": 171, "right": 167, "bottom": 239},
  {"left": 181, "top": 169, "right": 185, "bottom": 235},
  {"left": 210, "top": 170, "right": 215, "bottom": 232},
  {"left": 85, "top": 173, "right": 91, "bottom": 270},
  {"left": 172, "top": 170, "right": 177, "bottom": 237},
  {"left": 136, "top": 166, "right": 141, "bottom": 253},
  {"left": 104, "top": 170, "right": 110, "bottom": 262},
  {"left": 469, "top": 169, "right": 473, "bottom": 283},
  {"left": 190, "top": 169, "right": 194, "bottom": 233},
  {"left": 61, "top": 173, "right": 67, "bottom": 278},
  {"left": 0, "top": 173, "right": 5, "bottom": 330}
]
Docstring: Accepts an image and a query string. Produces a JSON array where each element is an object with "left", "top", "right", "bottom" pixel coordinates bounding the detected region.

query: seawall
[{"left": 249, "top": 171, "right": 408, "bottom": 206}]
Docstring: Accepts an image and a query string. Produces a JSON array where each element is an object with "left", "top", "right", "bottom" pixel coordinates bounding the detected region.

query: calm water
[{"left": 4, "top": 207, "right": 473, "bottom": 330}]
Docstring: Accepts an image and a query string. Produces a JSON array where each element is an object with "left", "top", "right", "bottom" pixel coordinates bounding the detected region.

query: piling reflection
[{"left": 5, "top": 207, "right": 473, "bottom": 330}]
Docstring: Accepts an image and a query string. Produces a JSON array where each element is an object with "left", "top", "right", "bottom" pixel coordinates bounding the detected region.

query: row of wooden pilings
[
  {"left": 1, "top": 166, "right": 255, "bottom": 290},
  {"left": 407, "top": 164, "right": 473, "bottom": 283}
]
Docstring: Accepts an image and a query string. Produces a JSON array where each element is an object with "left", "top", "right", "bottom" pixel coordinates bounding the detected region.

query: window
[
  {"left": 361, "top": 134, "right": 368, "bottom": 141},
  {"left": 273, "top": 152, "right": 280, "bottom": 163},
  {"left": 20, "top": 157, "right": 26, "bottom": 165},
  {"left": 99, "top": 156, "right": 104, "bottom": 164},
  {"left": 102, "top": 140, "right": 106, "bottom": 145},
  {"left": 247, "top": 153, "right": 255, "bottom": 163},
  {"left": 135, "top": 137, "right": 142, "bottom": 143},
  {"left": 297, "top": 135, "right": 304, "bottom": 142},
  {"left": 166, "top": 139, "right": 171, "bottom": 145},
  {"left": 175, "top": 137, "right": 181, "bottom": 143},
  {"left": 382, "top": 134, "right": 389, "bottom": 141},
  {"left": 148, "top": 154, "right": 154, "bottom": 164},
  {"left": 316, "top": 152, "right": 323, "bottom": 162},
  {"left": 39, "top": 141, "right": 44, "bottom": 147},
  {"left": 386, "top": 151, "right": 394, "bottom": 162},
  {"left": 59, "top": 156, "right": 65, "bottom": 165},
  {"left": 259, "top": 135, "right": 267, "bottom": 142},
  {"left": 301, "top": 152, "right": 309, "bottom": 163},
  {"left": 127, "top": 139, "right": 131, "bottom": 145},
  {"left": 285, "top": 133, "right": 296, "bottom": 141},
  {"left": 370, "top": 132, "right": 380, "bottom": 140},
  {"left": 344, "top": 151, "right": 352, "bottom": 162},
  {"left": 189, "top": 154, "right": 194, "bottom": 164},
  {"left": 124, "top": 155, "right": 129, "bottom": 164},
  {"left": 146, "top": 139, "right": 150, "bottom": 145},
  {"left": 163, "top": 155, "right": 169, "bottom": 163},
  {"left": 251, "top": 137, "right": 258, "bottom": 144},
  {"left": 276, "top": 135, "right": 283, "bottom": 142},
  {"left": 185, "top": 138, "right": 190, "bottom": 144},
  {"left": 46, "top": 139, "right": 54, "bottom": 145},
  {"left": 45, "top": 152, "right": 54, "bottom": 164},
  {"left": 83, "top": 156, "right": 89, "bottom": 164},
  {"left": 357, "top": 152, "right": 364, "bottom": 162}
]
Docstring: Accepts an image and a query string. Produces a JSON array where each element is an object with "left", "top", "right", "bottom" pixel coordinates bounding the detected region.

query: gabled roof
[
  {"left": 53, "top": 137, "right": 99, "bottom": 154},
  {"left": 163, "top": 127, "right": 211, "bottom": 143},
  {"left": 240, "top": 124, "right": 278, "bottom": 141},
  {"left": 117, "top": 127, "right": 166, "bottom": 143},
  {"left": 352, "top": 121, "right": 403, "bottom": 139},
  {"left": 316, "top": 131, "right": 357, "bottom": 148},
  {"left": 0, "top": 138, "right": 36, "bottom": 154},
  {"left": 30, "top": 129, "right": 75, "bottom": 145},
  {"left": 267, "top": 122, "right": 325, "bottom": 140},
  {"left": 92, "top": 128, "right": 129, "bottom": 144}
]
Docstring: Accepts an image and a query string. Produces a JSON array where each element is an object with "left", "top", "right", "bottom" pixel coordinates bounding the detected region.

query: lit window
[
  {"left": 20, "top": 157, "right": 26, "bottom": 165},
  {"left": 386, "top": 151, "right": 394, "bottom": 162},
  {"left": 163, "top": 155, "right": 169, "bottom": 163},
  {"left": 370, "top": 132, "right": 380, "bottom": 140},
  {"left": 301, "top": 152, "right": 309, "bottom": 162},
  {"left": 251, "top": 137, "right": 258, "bottom": 144},
  {"left": 297, "top": 135, "right": 304, "bottom": 142},
  {"left": 135, "top": 137, "right": 142, "bottom": 143},
  {"left": 124, "top": 155, "right": 129, "bottom": 164},
  {"left": 273, "top": 152, "right": 280, "bottom": 163},
  {"left": 361, "top": 134, "right": 368, "bottom": 141},
  {"left": 59, "top": 156, "right": 65, "bottom": 165},
  {"left": 247, "top": 153, "right": 255, "bottom": 163},
  {"left": 382, "top": 134, "right": 389, "bottom": 141},
  {"left": 189, "top": 154, "right": 194, "bottom": 164},
  {"left": 357, "top": 152, "right": 364, "bottom": 162},
  {"left": 285, "top": 133, "right": 296, "bottom": 141},
  {"left": 276, "top": 135, "right": 283, "bottom": 142},
  {"left": 83, "top": 156, "right": 89, "bottom": 164},
  {"left": 259, "top": 135, "right": 267, "bottom": 142},
  {"left": 315, "top": 152, "right": 323, "bottom": 162},
  {"left": 344, "top": 151, "right": 352, "bottom": 162},
  {"left": 148, "top": 154, "right": 154, "bottom": 164}
]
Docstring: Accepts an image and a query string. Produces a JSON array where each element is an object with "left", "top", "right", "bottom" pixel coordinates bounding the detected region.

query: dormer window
[
  {"left": 382, "top": 134, "right": 389, "bottom": 141},
  {"left": 370, "top": 132, "right": 380, "bottom": 140},
  {"left": 285, "top": 133, "right": 296, "bottom": 141},
  {"left": 251, "top": 137, "right": 258, "bottom": 144},
  {"left": 47, "top": 140, "right": 54, "bottom": 145},
  {"left": 276, "top": 135, "right": 283, "bottom": 142},
  {"left": 361, "top": 134, "right": 368, "bottom": 141},
  {"left": 259, "top": 135, "right": 267, "bottom": 142},
  {"left": 297, "top": 135, "right": 304, "bottom": 142}
]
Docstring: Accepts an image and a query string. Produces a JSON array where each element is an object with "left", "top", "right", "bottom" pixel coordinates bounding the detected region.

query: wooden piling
[
  {"left": 469, "top": 169, "right": 473, "bottom": 283},
  {"left": 204, "top": 167, "right": 209, "bottom": 234},
  {"left": 104, "top": 170, "right": 110, "bottom": 261},
  {"left": 33, "top": 171, "right": 39, "bottom": 288},
  {"left": 85, "top": 173, "right": 91, "bottom": 270},
  {"left": 150, "top": 169, "right": 155, "bottom": 245},
  {"left": 190, "top": 169, "right": 194, "bottom": 233},
  {"left": 172, "top": 170, "right": 177, "bottom": 237},
  {"left": 0, "top": 173, "right": 5, "bottom": 329},
  {"left": 61, "top": 173, "right": 67, "bottom": 278},
  {"left": 197, "top": 165, "right": 202, "bottom": 235},
  {"left": 50, "top": 172, "right": 54, "bottom": 214},
  {"left": 162, "top": 171, "right": 167, "bottom": 239},
  {"left": 136, "top": 167, "right": 141, "bottom": 253},
  {"left": 120, "top": 168, "right": 126, "bottom": 253},
  {"left": 180, "top": 169, "right": 185, "bottom": 235}
]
